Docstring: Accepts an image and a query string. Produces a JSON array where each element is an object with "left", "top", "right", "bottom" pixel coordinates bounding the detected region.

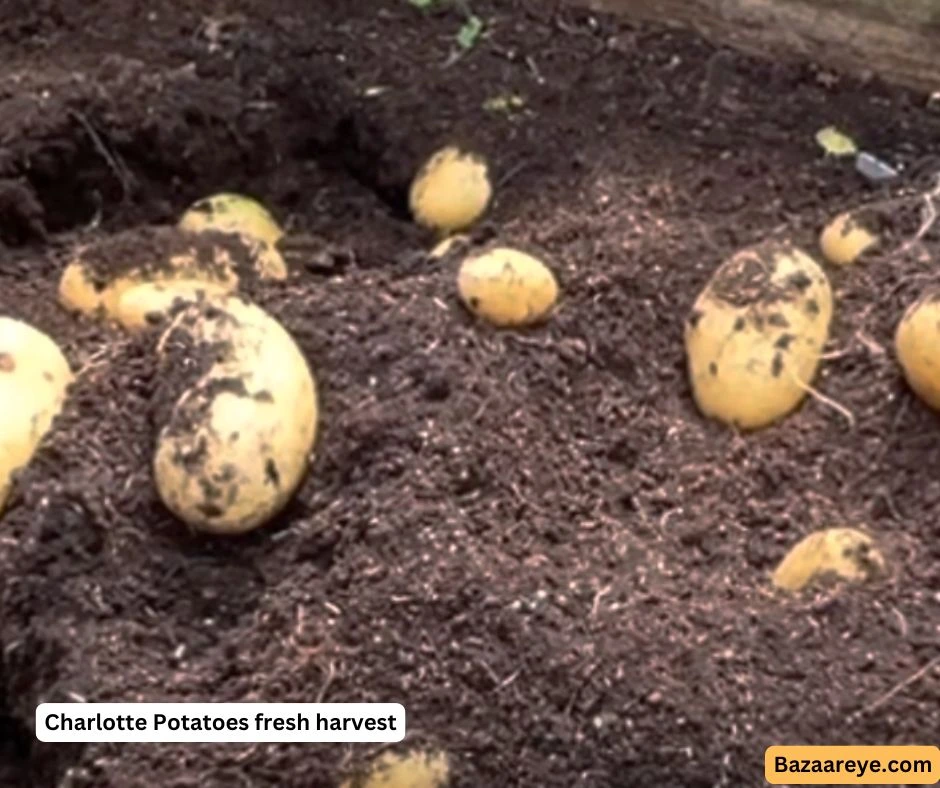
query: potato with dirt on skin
[
  {"left": 772, "top": 527, "right": 885, "bottom": 592},
  {"left": 819, "top": 211, "right": 878, "bottom": 265},
  {"left": 58, "top": 225, "right": 286, "bottom": 324},
  {"left": 153, "top": 294, "right": 318, "bottom": 534},
  {"left": 685, "top": 240, "right": 833, "bottom": 431},
  {"left": 340, "top": 750, "right": 449, "bottom": 788},
  {"left": 410, "top": 146, "right": 492, "bottom": 236},
  {"left": 457, "top": 247, "right": 558, "bottom": 327},
  {"left": 115, "top": 279, "right": 230, "bottom": 333},
  {"left": 0, "top": 317, "right": 72, "bottom": 513},
  {"left": 895, "top": 288, "right": 940, "bottom": 411}
]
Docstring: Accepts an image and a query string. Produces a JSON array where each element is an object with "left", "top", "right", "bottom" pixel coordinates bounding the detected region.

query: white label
[{"left": 35, "top": 703, "right": 406, "bottom": 743}]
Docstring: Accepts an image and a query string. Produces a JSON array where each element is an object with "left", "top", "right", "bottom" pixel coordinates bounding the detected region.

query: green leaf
[
  {"left": 815, "top": 126, "right": 858, "bottom": 157},
  {"left": 457, "top": 15, "right": 483, "bottom": 50}
]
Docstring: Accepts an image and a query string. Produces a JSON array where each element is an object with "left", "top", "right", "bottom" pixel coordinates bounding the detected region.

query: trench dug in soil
[{"left": 1, "top": 1, "right": 940, "bottom": 786}]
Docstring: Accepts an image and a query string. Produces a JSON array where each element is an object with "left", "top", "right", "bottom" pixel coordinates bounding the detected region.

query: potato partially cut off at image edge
[
  {"left": 153, "top": 294, "right": 318, "bottom": 535},
  {"left": 457, "top": 247, "right": 558, "bottom": 327},
  {"left": 895, "top": 288, "right": 940, "bottom": 411},
  {"left": 340, "top": 750, "right": 450, "bottom": 788},
  {"left": 685, "top": 241, "right": 833, "bottom": 431},
  {"left": 772, "top": 527, "right": 885, "bottom": 592},
  {"left": 58, "top": 225, "right": 286, "bottom": 325},
  {"left": 0, "top": 317, "right": 72, "bottom": 513}
]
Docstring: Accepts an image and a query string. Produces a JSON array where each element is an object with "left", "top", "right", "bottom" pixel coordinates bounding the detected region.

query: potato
[
  {"left": 895, "top": 288, "right": 940, "bottom": 411},
  {"left": 457, "top": 247, "right": 558, "bottom": 327},
  {"left": 684, "top": 241, "right": 833, "bottom": 430},
  {"left": 819, "top": 211, "right": 878, "bottom": 265},
  {"left": 0, "top": 317, "right": 72, "bottom": 512},
  {"left": 58, "top": 225, "right": 284, "bottom": 323},
  {"left": 178, "top": 192, "right": 284, "bottom": 247},
  {"left": 153, "top": 294, "right": 318, "bottom": 534},
  {"left": 114, "top": 279, "right": 230, "bottom": 333},
  {"left": 772, "top": 527, "right": 885, "bottom": 592},
  {"left": 340, "top": 750, "right": 449, "bottom": 788},
  {"left": 409, "top": 146, "right": 491, "bottom": 235},
  {"left": 429, "top": 234, "right": 470, "bottom": 260}
]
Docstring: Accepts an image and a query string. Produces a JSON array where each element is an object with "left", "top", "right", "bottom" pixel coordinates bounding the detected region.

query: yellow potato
[
  {"left": 178, "top": 192, "right": 284, "bottom": 247},
  {"left": 819, "top": 211, "right": 878, "bottom": 265},
  {"left": 340, "top": 750, "right": 449, "bottom": 788},
  {"left": 58, "top": 226, "right": 284, "bottom": 323},
  {"left": 772, "top": 527, "right": 885, "bottom": 592},
  {"left": 0, "top": 317, "right": 72, "bottom": 512},
  {"left": 895, "top": 289, "right": 940, "bottom": 411},
  {"left": 429, "top": 234, "right": 470, "bottom": 260},
  {"left": 457, "top": 247, "right": 558, "bottom": 327},
  {"left": 153, "top": 295, "right": 318, "bottom": 534},
  {"left": 685, "top": 241, "right": 833, "bottom": 430},
  {"left": 409, "top": 146, "right": 491, "bottom": 235},
  {"left": 114, "top": 279, "right": 230, "bottom": 333}
]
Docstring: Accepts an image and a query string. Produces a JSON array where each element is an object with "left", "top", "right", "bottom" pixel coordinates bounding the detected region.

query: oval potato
[
  {"left": 58, "top": 226, "right": 284, "bottom": 322},
  {"left": 819, "top": 211, "right": 878, "bottom": 265},
  {"left": 409, "top": 146, "right": 491, "bottom": 235},
  {"left": 340, "top": 750, "right": 450, "bottom": 788},
  {"left": 685, "top": 241, "right": 833, "bottom": 430},
  {"left": 153, "top": 295, "right": 318, "bottom": 534},
  {"left": 772, "top": 527, "right": 885, "bottom": 592},
  {"left": 457, "top": 247, "right": 558, "bottom": 327},
  {"left": 895, "top": 289, "right": 940, "bottom": 411},
  {"left": 0, "top": 317, "right": 72, "bottom": 512},
  {"left": 178, "top": 192, "right": 284, "bottom": 247}
]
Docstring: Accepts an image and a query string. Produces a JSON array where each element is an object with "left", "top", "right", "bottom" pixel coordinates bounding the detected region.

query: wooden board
[{"left": 567, "top": 0, "right": 940, "bottom": 94}]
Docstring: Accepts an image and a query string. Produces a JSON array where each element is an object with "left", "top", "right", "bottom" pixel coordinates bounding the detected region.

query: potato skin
[
  {"left": 178, "top": 192, "right": 284, "bottom": 248},
  {"left": 457, "top": 247, "right": 558, "bottom": 327},
  {"left": 772, "top": 527, "right": 884, "bottom": 592},
  {"left": 685, "top": 241, "right": 833, "bottom": 430},
  {"left": 895, "top": 289, "right": 940, "bottom": 411},
  {"left": 409, "top": 147, "right": 491, "bottom": 234},
  {"left": 153, "top": 296, "right": 318, "bottom": 534},
  {"left": 115, "top": 280, "right": 230, "bottom": 333},
  {"left": 819, "top": 211, "right": 877, "bottom": 265},
  {"left": 0, "top": 318, "right": 72, "bottom": 511}
]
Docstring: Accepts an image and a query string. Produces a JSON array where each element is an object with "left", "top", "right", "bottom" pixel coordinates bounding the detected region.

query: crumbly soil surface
[{"left": 1, "top": 1, "right": 939, "bottom": 786}]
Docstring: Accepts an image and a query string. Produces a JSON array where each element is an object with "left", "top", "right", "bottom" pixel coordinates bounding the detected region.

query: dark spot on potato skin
[
  {"left": 229, "top": 431, "right": 240, "bottom": 442},
  {"left": 0, "top": 353, "right": 15, "bottom": 372},
  {"left": 254, "top": 390, "right": 274, "bottom": 403},
  {"left": 775, "top": 333, "right": 795, "bottom": 350},
  {"left": 767, "top": 313, "right": 789, "bottom": 328},
  {"left": 42, "top": 370, "right": 53, "bottom": 382},
  {"left": 805, "top": 299, "right": 820, "bottom": 317},
  {"left": 199, "top": 477, "right": 222, "bottom": 502},
  {"left": 217, "top": 464, "right": 238, "bottom": 483},
  {"left": 787, "top": 272, "right": 812, "bottom": 292},
  {"left": 688, "top": 310, "right": 703, "bottom": 329},
  {"left": 468, "top": 296, "right": 481, "bottom": 310},
  {"left": 265, "top": 459, "right": 280, "bottom": 486},
  {"left": 733, "top": 317, "right": 746, "bottom": 331},
  {"left": 196, "top": 502, "right": 224, "bottom": 519},
  {"left": 771, "top": 352, "right": 784, "bottom": 377},
  {"left": 709, "top": 362, "right": 718, "bottom": 376}
]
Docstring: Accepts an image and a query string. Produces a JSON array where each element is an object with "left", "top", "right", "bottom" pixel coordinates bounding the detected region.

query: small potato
[
  {"left": 0, "top": 317, "right": 72, "bottom": 512},
  {"left": 153, "top": 295, "right": 318, "bottom": 534},
  {"left": 409, "top": 146, "right": 491, "bottom": 235},
  {"left": 178, "top": 192, "right": 284, "bottom": 247},
  {"left": 58, "top": 225, "right": 284, "bottom": 323},
  {"left": 340, "top": 750, "right": 449, "bottom": 788},
  {"left": 772, "top": 527, "right": 885, "bottom": 592},
  {"left": 819, "top": 211, "right": 878, "bottom": 265},
  {"left": 895, "top": 289, "right": 940, "bottom": 411},
  {"left": 114, "top": 279, "right": 230, "bottom": 333},
  {"left": 457, "top": 247, "right": 558, "bottom": 327},
  {"left": 685, "top": 241, "right": 833, "bottom": 430}
]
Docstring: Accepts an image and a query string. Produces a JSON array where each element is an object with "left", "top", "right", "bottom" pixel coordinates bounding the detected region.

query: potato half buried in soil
[
  {"left": 409, "top": 146, "right": 491, "bottom": 235},
  {"left": 895, "top": 288, "right": 940, "bottom": 411},
  {"left": 58, "top": 225, "right": 285, "bottom": 323},
  {"left": 115, "top": 279, "right": 231, "bottom": 333},
  {"left": 340, "top": 750, "right": 449, "bottom": 788},
  {"left": 685, "top": 241, "right": 833, "bottom": 430},
  {"left": 0, "top": 317, "right": 72, "bottom": 513},
  {"left": 819, "top": 211, "right": 878, "bottom": 265},
  {"left": 153, "top": 294, "right": 318, "bottom": 534},
  {"left": 178, "top": 192, "right": 287, "bottom": 279},
  {"left": 457, "top": 247, "right": 558, "bottom": 327},
  {"left": 772, "top": 527, "right": 885, "bottom": 592}
]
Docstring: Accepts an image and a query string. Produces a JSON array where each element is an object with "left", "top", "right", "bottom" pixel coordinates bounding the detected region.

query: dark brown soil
[{"left": 2, "top": 1, "right": 940, "bottom": 786}]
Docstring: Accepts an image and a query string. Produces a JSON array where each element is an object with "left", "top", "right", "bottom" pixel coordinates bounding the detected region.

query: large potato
[
  {"left": 685, "top": 241, "right": 833, "bottom": 430},
  {"left": 409, "top": 146, "right": 492, "bottom": 235},
  {"left": 153, "top": 294, "right": 318, "bottom": 534},
  {"left": 772, "top": 527, "right": 885, "bottom": 592},
  {"left": 895, "top": 289, "right": 940, "bottom": 411},
  {"left": 457, "top": 247, "right": 558, "bottom": 327},
  {"left": 58, "top": 225, "right": 285, "bottom": 323},
  {"left": 0, "top": 317, "right": 72, "bottom": 512}
]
